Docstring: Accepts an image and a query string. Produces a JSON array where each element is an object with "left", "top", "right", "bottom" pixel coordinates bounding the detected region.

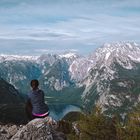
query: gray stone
[
  {"left": 7, "top": 125, "right": 18, "bottom": 138},
  {"left": 11, "top": 117, "right": 66, "bottom": 140}
]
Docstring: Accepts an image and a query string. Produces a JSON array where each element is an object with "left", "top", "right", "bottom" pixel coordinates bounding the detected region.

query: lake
[{"left": 48, "top": 104, "right": 81, "bottom": 120}]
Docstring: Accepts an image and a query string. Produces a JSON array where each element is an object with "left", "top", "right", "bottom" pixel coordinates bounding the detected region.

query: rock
[
  {"left": 7, "top": 125, "right": 18, "bottom": 139},
  {"left": 0, "top": 135, "right": 8, "bottom": 140},
  {"left": 11, "top": 117, "right": 67, "bottom": 140},
  {"left": 72, "top": 122, "right": 80, "bottom": 136},
  {"left": 0, "top": 128, "right": 7, "bottom": 134},
  {"left": 0, "top": 124, "right": 19, "bottom": 140},
  {"left": 0, "top": 117, "right": 67, "bottom": 140}
]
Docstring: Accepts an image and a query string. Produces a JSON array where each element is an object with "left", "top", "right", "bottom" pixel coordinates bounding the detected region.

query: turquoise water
[{"left": 48, "top": 104, "right": 81, "bottom": 120}]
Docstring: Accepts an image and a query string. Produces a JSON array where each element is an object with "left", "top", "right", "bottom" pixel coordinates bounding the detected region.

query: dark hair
[{"left": 30, "top": 79, "right": 39, "bottom": 87}]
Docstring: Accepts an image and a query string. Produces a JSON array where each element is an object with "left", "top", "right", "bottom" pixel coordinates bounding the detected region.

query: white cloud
[
  {"left": 0, "top": 0, "right": 140, "bottom": 55},
  {"left": 34, "top": 48, "right": 78, "bottom": 54}
]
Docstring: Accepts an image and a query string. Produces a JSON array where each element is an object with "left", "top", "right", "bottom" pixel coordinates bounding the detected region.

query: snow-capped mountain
[
  {"left": 59, "top": 52, "right": 78, "bottom": 59},
  {"left": 0, "top": 54, "right": 38, "bottom": 62},
  {"left": 0, "top": 43, "right": 140, "bottom": 115},
  {"left": 39, "top": 58, "right": 74, "bottom": 92},
  {"left": 82, "top": 42, "right": 140, "bottom": 115},
  {"left": 0, "top": 59, "right": 41, "bottom": 93},
  {"left": 0, "top": 52, "right": 78, "bottom": 94}
]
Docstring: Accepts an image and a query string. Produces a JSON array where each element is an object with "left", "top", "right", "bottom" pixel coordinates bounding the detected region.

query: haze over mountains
[{"left": 0, "top": 42, "right": 140, "bottom": 115}]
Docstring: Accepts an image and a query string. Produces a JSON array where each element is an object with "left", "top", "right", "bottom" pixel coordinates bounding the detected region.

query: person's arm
[{"left": 39, "top": 89, "right": 45, "bottom": 102}]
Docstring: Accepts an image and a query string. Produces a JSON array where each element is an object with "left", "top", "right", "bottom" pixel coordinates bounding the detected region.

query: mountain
[
  {"left": 0, "top": 78, "right": 22, "bottom": 104},
  {"left": 81, "top": 42, "right": 140, "bottom": 115},
  {"left": 40, "top": 58, "right": 73, "bottom": 92},
  {"left": 0, "top": 53, "right": 76, "bottom": 93},
  {"left": 0, "top": 43, "right": 140, "bottom": 115},
  {"left": 0, "top": 52, "right": 82, "bottom": 106},
  {"left": 0, "top": 59, "right": 41, "bottom": 94},
  {"left": 69, "top": 56, "right": 94, "bottom": 82},
  {"left": 0, "top": 78, "right": 26, "bottom": 123}
]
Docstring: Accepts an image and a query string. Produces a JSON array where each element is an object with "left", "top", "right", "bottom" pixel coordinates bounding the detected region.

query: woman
[{"left": 26, "top": 79, "right": 49, "bottom": 120}]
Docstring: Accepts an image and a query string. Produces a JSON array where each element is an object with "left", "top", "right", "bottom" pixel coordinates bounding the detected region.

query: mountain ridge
[
  {"left": 0, "top": 42, "right": 140, "bottom": 115},
  {"left": 81, "top": 42, "right": 140, "bottom": 115}
]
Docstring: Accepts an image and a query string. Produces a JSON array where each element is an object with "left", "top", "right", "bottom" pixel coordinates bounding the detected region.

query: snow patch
[
  {"left": 0, "top": 54, "right": 38, "bottom": 61},
  {"left": 128, "top": 55, "right": 140, "bottom": 62},
  {"left": 105, "top": 52, "right": 111, "bottom": 60},
  {"left": 109, "top": 95, "right": 116, "bottom": 100},
  {"left": 59, "top": 53, "right": 77, "bottom": 58}
]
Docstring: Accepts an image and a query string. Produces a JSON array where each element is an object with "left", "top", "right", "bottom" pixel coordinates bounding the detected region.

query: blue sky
[{"left": 0, "top": 0, "right": 140, "bottom": 55}]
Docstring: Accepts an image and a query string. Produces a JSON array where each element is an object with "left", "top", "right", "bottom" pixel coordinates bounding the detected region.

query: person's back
[{"left": 26, "top": 79, "right": 49, "bottom": 120}]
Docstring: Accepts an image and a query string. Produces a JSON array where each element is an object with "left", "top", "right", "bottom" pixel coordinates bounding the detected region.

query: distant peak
[
  {"left": 0, "top": 54, "right": 39, "bottom": 61},
  {"left": 87, "top": 42, "right": 140, "bottom": 65},
  {"left": 96, "top": 42, "right": 140, "bottom": 54},
  {"left": 59, "top": 52, "right": 78, "bottom": 58},
  {"left": 102, "top": 42, "right": 139, "bottom": 50}
]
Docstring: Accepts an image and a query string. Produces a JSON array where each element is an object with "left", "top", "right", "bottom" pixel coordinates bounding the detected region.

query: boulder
[
  {"left": 11, "top": 117, "right": 67, "bottom": 140},
  {"left": 0, "top": 117, "right": 67, "bottom": 140}
]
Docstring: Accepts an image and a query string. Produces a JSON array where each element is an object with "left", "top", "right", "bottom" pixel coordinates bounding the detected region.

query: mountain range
[{"left": 0, "top": 42, "right": 140, "bottom": 115}]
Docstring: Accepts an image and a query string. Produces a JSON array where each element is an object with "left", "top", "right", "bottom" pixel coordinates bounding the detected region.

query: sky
[{"left": 0, "top": 0, "right": 140, "bottom": 55}]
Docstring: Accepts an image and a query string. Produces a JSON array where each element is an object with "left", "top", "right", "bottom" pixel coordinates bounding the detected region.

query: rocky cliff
[{"left": 0, "top": 117, "right": 67, "bottom": 140}]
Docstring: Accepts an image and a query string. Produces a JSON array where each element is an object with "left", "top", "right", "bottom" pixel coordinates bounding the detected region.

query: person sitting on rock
[{"left": 26, "top": 79, "right": 49, "bottom": 120}]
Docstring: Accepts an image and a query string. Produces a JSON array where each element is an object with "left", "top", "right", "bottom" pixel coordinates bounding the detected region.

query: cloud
[
  {"left": 0, "top": 27, "right": 76, "bottom": 41},
  {"left": 34, "top": 48, "right": 78, "bottom": 54},
  {"left": 0, "top": 0, "right": 140, "bottom": 55}
]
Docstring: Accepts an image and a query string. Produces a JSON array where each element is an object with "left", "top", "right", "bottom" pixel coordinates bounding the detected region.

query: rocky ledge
[{"left": 0, "top": 117, "right": 67, "bottom": 140}]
